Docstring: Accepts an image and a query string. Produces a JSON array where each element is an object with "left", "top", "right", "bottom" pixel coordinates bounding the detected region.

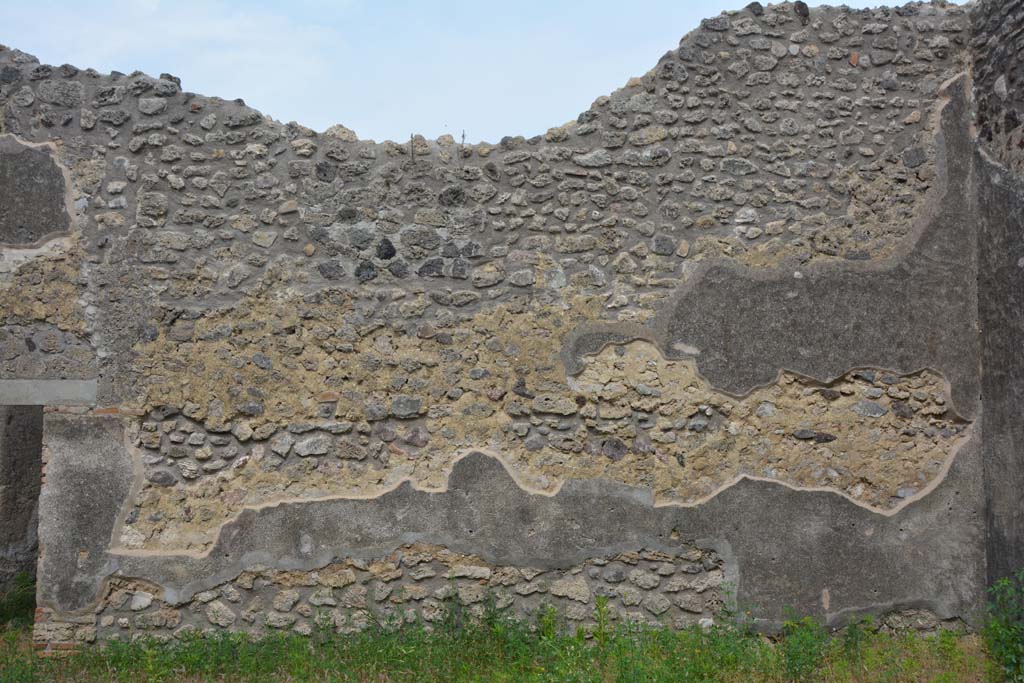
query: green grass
[
  {"left": 984, "top": 569, "right": 1024, "bottom": 683},
  {"left": 0, "top": 590, "right": 994, "bottom": 683},
  {"left": 0, "top": 574, "right": 34, "bottom": 628}
]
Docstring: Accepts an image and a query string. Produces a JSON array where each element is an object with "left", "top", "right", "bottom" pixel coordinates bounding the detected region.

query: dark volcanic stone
[
  {"left": 600, "top": 437, "right": 628, "bottom": 461},
  {"left": 355, "top": 261, "right": 377, "bottom": 282},
  {"left": 315, "top": 161, "right": 336, "bottom": 182},
  {"left": 417, "top": 257, "right": 445, "bottom": 278},
  {"left": 794, "top": 430, "right": 837, "bottom": 443},
  {"left": 794, "top": 0, "right": 810, "bottom": 24},
  {"left": 146, "top": 469, "right": 177, "bottom": 487},
  {"left": 388, "top": 260, "right": 409, "bottom": 278},
  {"left": 903, "top": 147, "right": 927, "bottom": 169},
  {"left": 0, "top": 66, "right": 21, "bottom": 84},
  {"left": 337, "top": 206, "right": 358, "bottom": 222},
  {"left": 317, "top": 261, "right": 346, "bottom": 280},
  {"left": 376, "top": 238, "right": 396, "bottom": 260}
]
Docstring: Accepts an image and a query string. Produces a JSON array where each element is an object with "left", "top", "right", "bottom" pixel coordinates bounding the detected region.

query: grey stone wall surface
[
  {"left": 972, "top": 0, "right": 1024, "bottom": 173},
  {"left": 0, "top": 406, "right": 42, "bottom": 593},
  {"left": 976, "top": 141, "right": 1024, "bottom": 584},
  {"left": 0, "top": 0, "right": 1021, "bottom": 650},
  {"left": 970, "top": 0, "right": 1024, "bottom": 585}
]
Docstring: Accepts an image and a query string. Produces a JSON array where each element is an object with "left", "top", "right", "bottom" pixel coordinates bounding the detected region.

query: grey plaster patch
[
  {"left": 85, "top": 440, "right": 987, "bottom": 629},
  {"left": 563, "top": 77, "right": 980, "bottom": 418},
  {"left": 0, "top": 136, "right": 69, "bottom": 246},
  {"left": 0, "top": 406, "right": 42, "bottom": 591},
  {"left": 36, "top": 414, "right": 132, "bottom": 612},
  {"left": 976, "top": 144, "right": 1024, "bottom": 582},
  {"left": 0, "top": 379, "right": 97, "bottom": 405}
]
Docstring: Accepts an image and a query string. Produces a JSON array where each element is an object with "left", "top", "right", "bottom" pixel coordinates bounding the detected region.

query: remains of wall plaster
[
  {"left": 972, "top": 0, "right": 1024, "bottom": 582},
  {"left": 35, "top": 543, "right": 726, "bottom": 644},
  {"left": 0, "top": 406, "right": 42, "bottom": 593}
]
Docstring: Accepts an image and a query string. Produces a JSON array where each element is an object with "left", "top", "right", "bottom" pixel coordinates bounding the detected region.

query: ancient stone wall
[
  {"left": 0, "top": 0, "right": 1019, "bottom": 651},
  {"left": 972, "top": 0, "right": 1024, "bottom": 173}
]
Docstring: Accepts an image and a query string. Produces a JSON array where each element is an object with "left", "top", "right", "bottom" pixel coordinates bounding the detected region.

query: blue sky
[{"left": 0, "top": 0, "right": 963, "bottom": 143}]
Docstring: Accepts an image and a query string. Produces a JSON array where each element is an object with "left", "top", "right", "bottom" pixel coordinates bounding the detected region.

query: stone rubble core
[
  {"left": 123, "top": 342, "right": 967, "bottom": 553},
  {"left": 0, "top": 0, "right": 1022, "bottom": 653},
  {"left": 35, "top": 543, "right": 727, "bottom": 645}
]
